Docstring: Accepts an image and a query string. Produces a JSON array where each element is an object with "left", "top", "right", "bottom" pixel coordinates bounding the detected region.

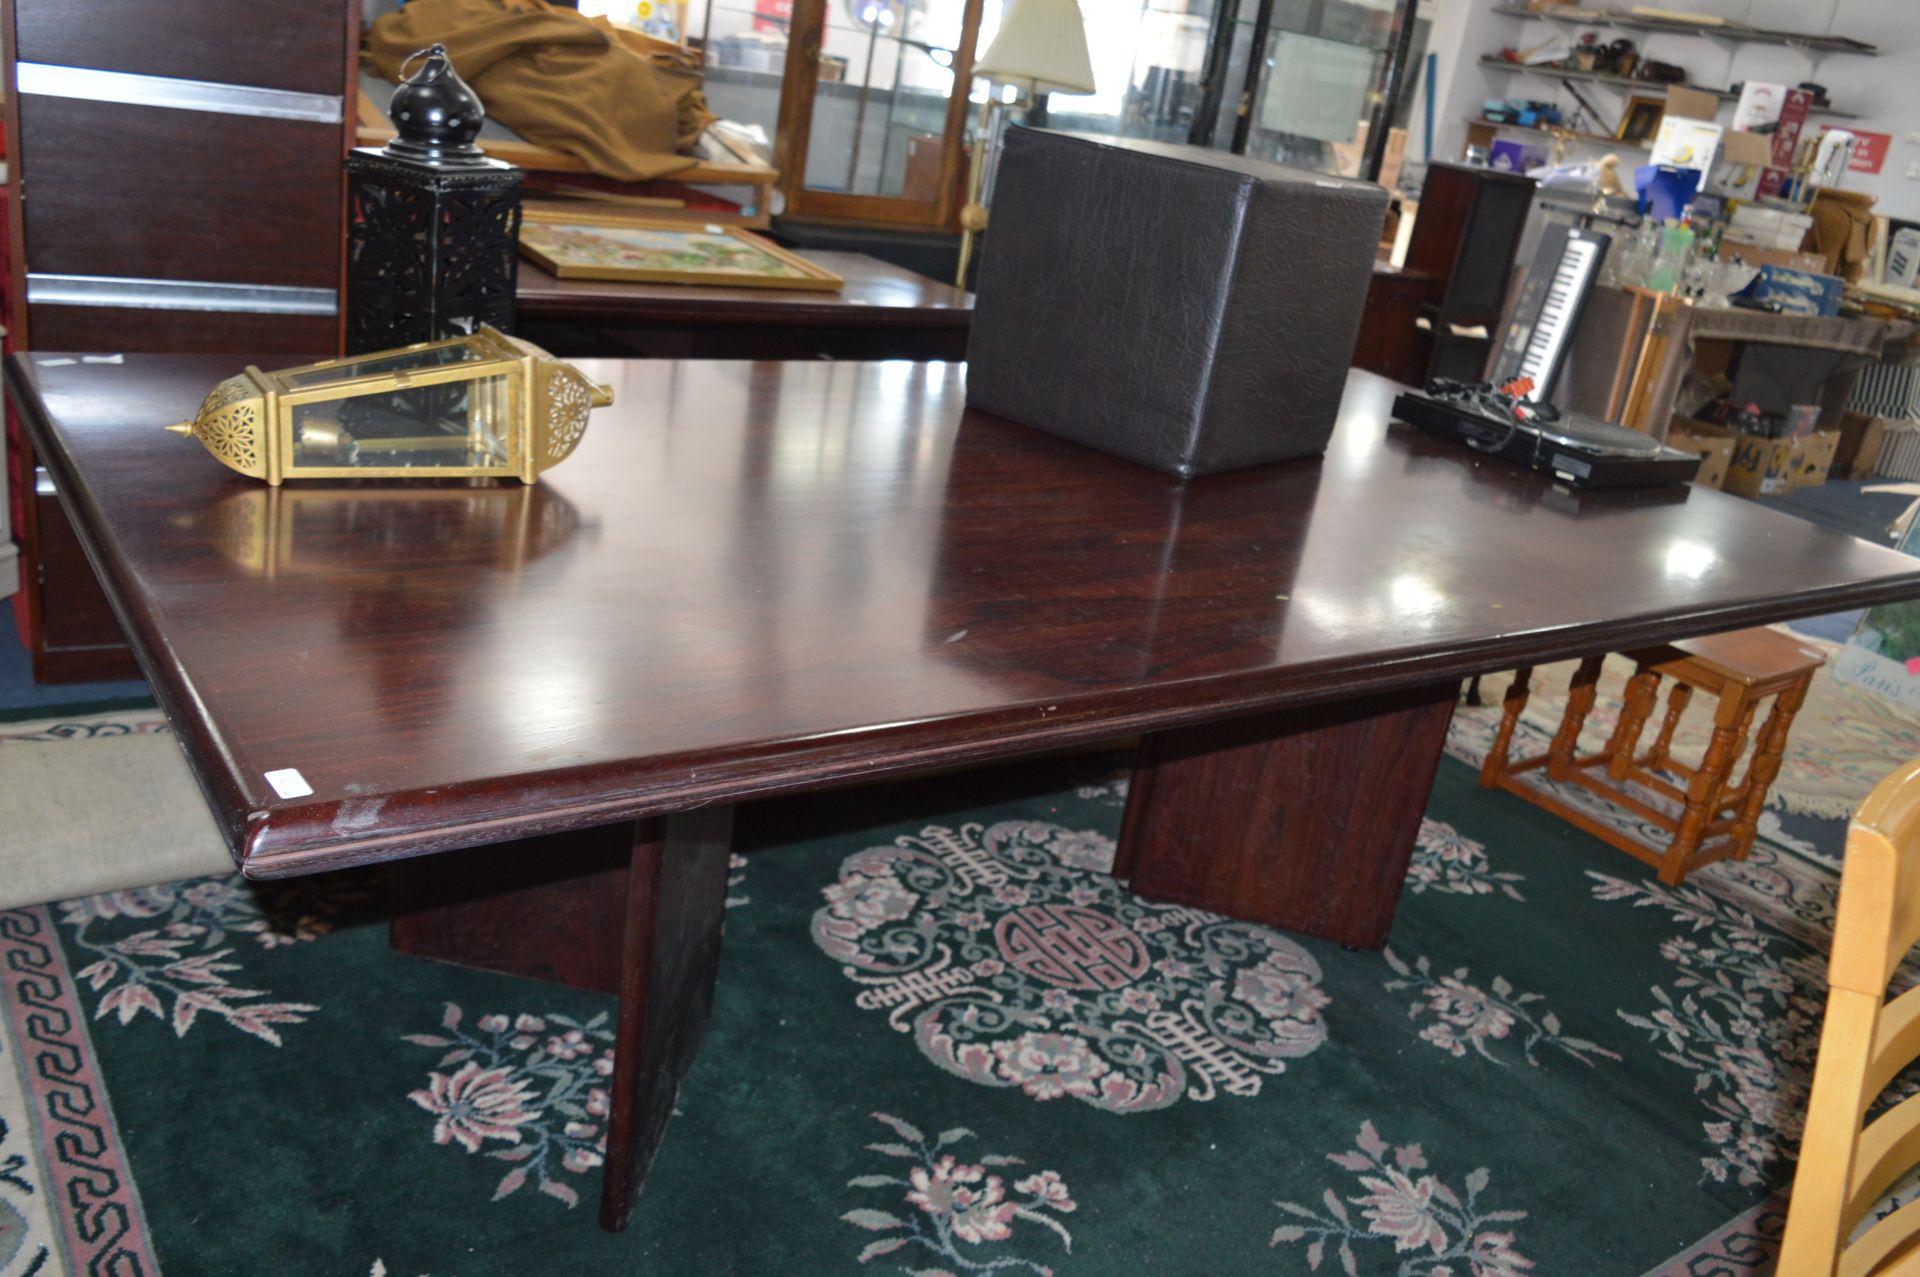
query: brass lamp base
[{"left": 954, "top": 93, "right": 1024, "bottom": 290}]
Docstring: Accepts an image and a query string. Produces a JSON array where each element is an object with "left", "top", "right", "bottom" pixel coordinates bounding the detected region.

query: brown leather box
[{"left": 965, "top": 129, "right": 1388, "bottom": 478}]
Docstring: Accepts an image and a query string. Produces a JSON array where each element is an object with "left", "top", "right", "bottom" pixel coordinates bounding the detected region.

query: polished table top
[
  {"left": 515, "top": 252, "right": 972, "bottom": 327},
  {"left": 16, "top": 357, "right": 1920, "bottom": 877}
]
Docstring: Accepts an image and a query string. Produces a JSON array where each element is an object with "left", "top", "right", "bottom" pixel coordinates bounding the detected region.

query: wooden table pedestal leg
[
  {"left": 1115, "top": 682, "right": 1458, "bottom": 950},
  {"left": 600, "top": 806, "right": 734, "bottom": 1231},
  {"left": 387, "top": 807, "right": 736, "bottom": 1233},
  {"left": 390, "top": 824, "right": 636, "bottom": 993}
]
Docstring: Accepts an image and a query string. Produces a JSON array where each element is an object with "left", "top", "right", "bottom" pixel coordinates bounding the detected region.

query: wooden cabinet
[
  {"left": 768, "top": 0, "right": 985, "bottom": 230},
  {"left": 1403, "top": 163, "right": 1535, "bottom": 385},
  {"left": 2, "top": 0, "right": 356, "bottom": 681},
  {"left": 1352, "top": 265, "right": 1440, "bottom": 388}
]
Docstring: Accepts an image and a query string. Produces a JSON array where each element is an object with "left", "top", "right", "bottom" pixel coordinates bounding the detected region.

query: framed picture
[
  {"left": 1617, "top": 96, "right": 1667, "bottom": 146},
  {"left": 518, "top": 211, "right": 842, "bottom": 292}
]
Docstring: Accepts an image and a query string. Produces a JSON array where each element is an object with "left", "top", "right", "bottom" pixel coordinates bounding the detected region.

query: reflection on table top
[{"left": 14, "top": 355, "right": 1920, "bottom": 875}]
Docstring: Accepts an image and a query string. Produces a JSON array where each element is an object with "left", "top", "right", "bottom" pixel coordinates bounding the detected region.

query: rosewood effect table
[
  {"left": 14, "top": 356, "right": 1920, "bottom": 1231},
  {"left": 515, "top": 252, "right": 971, "bottom": 361}
]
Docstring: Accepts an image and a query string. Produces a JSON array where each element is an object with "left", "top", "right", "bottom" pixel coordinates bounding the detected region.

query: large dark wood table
[
  {"left": 515, "top": 252, "right": 971, "bottom": 360},
  {"left": 14, "top": 356, "right": 1920, "bottom": 1231}
]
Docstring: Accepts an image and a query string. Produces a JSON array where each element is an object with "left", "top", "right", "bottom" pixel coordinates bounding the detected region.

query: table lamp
[{"left": 954, "top": 0, "right": 1095, "bottom": 287}]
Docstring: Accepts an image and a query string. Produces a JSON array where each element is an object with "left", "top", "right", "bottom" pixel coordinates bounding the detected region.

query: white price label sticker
[{"left": 264, "top": 768, "right": 314, "bottom": 799}]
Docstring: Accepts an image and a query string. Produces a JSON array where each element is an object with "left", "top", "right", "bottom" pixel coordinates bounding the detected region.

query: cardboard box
[
  {"left": 1728, "top": 203, "right": 1815, "bottom": 249},
  {"left": 1724, "top": 429, "right": 1795, "bottom": 497},
  {"left": 1666, "top": 86, "right": 1722, "bottom": 123},
  {"left": 1735, "top": 264, "right": 1846, "bottom": 317},
  {"left": 1650, "top": 116, "right": 1723, "bottom": 173},
  {"left": 1706, "top": 131, "right": 1773, "bottom": 200},
  {"left": 1666, "top": 417, "right": 1733, "bottom": 489},
  {"left": 1835, "top": 410, "right": 1889, "bottom": 480},
  {"left": 1880, "top": 422, "right": 1920, "bottom": 481},
  {"left": 1489, "top": 136, "right": 1550, "bottom": 174},
  {"left": 1787, "top": 429, "right": 1840, "bottom": 489}
]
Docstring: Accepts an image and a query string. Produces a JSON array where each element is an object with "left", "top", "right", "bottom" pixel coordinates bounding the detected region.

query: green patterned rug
[{"left": 0, "top": 743, "right": 1887, "bottom": 1276}]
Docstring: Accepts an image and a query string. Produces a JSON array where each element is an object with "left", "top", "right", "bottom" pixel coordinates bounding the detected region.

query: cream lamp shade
[{"left": 972, "top": 0, "right": 1096, "bottom": 94}]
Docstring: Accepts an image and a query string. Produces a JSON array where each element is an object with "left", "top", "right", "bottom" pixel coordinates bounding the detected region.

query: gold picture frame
[
  {"left": 518, "top": 208, "right": 842, "bottom": 292},
  {"left": 1617, "top": 95, "right": 1667, "bottom": 146}
]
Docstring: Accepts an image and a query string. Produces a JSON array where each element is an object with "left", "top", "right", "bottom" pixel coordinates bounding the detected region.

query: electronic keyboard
[
  {"left": 1392, "top": 381, "right": 1701, "bottom": 489},
  {"left": 1489, "top": 225, "right": 1611, "bottom": 404}
]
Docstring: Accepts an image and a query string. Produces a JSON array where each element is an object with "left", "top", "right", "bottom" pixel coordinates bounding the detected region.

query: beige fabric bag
[{"left": 367, "top": 0, "right": 715, "bottom": 182}]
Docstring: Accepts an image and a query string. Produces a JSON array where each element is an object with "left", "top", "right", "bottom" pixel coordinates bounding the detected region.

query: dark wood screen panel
[
  {"left": 12, "top": 0, "right": 351, "bottom": 96},
  {"left": 27, "top": 307, "right": 337, "bottom": 357},
  {"left": 33, "top": 487, "right": 128, "bottom": 655},
  {"left": 18, "top": 97, "right": 343, "bottom": 288}
]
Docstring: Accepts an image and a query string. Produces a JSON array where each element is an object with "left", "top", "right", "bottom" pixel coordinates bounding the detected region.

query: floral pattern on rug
[
  {"left": 811, "top": 821, "right": 1329, "bottom": 1112},
  {"left": 1587, "top": 871, "right": 1901, "bottom": 1188},
  {"left": 843, "top": 1111, "right": 1076, "bottom": 1274},
  {"left": 1383, "top": 950, "right": 1620, "bottom": 1069},
  {"left": 1408, "top": 818, "right": 1526, "bottom": 901},
  {"left": 1271, "top": 1121, "right": 1533, "bottom": 1274},
  {"left": 404, "top": 1003, "right": 615, "bottom": 1208},
  {"left": 57, "top": 874, "right": 358, "bottom": 1046}
]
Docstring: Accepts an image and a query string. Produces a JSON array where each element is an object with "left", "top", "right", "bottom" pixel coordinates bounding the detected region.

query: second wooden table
[{"left": 515, "top": 252, "right": 972, "bottom": 360}]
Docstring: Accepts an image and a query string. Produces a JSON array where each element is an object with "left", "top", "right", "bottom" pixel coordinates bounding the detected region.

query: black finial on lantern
[
  {"left": 382, "top": 44, "right": 492, "bottom": 170},
  {"left": 344, "top": 45, "right": 524, "bottom": 354}
]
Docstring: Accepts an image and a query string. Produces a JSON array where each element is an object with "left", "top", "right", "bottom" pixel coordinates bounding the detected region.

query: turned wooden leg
[
  {"left": 386, "top": 810, "right": 736, "bottom": 1233},
  {"left": 1479, "top": 667, "right": 1532, "bottom": 789},
  {"left": 1606, "top": 664, "right": 1661, "bottom": 782},
  {"left": 1547, "top": 657, "right": 1605, "bottom": 782},
  {"left": 1725, "top": 675, "right": 1812, "bottom": 860},
  {"left": 1118, "top": 682, "right": 1458, "bottom": 949},
  {"left": 1643, "top": 681, "right": 1693, "bottom": 774},
  {"left": 1662, "top": 692, "right": 1754, "bottom": 883}
]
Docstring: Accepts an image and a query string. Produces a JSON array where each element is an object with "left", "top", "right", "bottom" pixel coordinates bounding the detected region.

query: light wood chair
[{"left": 1778, "top": 755, "right": 1920, "bottom": 1275}]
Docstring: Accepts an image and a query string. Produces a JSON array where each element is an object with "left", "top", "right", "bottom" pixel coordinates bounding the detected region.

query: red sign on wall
[
  {"left": 1850, "top": 129, "right": 1893, "bottom": 175},
  {"left": 753, "top": 0, "right": 792, "bottom": 33}
]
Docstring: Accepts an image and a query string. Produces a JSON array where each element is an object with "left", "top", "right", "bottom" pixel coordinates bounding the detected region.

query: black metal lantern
[{"left": 345, "top": 44, "right": 523, "bottom": 355}]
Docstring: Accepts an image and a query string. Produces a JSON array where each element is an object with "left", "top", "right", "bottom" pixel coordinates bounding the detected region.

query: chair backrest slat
[
  {"left": 1779, "top": 756, "right": 1920, "bottom": 1276},
  {"left": 1868, "top": 985, "right": 1920, "bottom": 1100},
  {"left": 1849, "top": 1094, "right": 1920, "bottom": 1237},
  {"left": 1839, "top": 1195, "right": 1920, "bottom": 1277}
]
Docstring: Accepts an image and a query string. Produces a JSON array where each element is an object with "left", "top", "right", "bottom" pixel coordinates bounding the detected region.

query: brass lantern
[{"left": 166, "top": 327, "right": 611, "bottom": 484}]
